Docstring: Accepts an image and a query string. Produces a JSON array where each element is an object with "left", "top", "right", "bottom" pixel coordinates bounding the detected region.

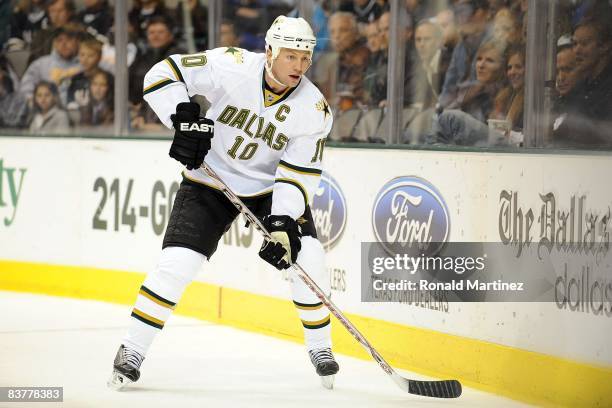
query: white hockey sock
[
  {"left": 122, "top": 246, "right": 206, "bottom": 356},
  {"left": 291, "top": 236, "right": 332, "bottom": 351}
]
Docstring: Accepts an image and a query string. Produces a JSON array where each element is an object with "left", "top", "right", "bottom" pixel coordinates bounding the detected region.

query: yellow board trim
[{"left": 1, "top": 260, "right": 611, "bottom": 407}]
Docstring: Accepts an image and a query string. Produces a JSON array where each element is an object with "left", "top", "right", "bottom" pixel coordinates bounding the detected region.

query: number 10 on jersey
[{"left": 227, "top": 136, "right": 258, "bottom": 160}]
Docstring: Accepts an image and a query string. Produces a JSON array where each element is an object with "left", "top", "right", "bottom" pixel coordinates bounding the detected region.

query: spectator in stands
[
  {"left": 29, "top": 0, "right": 78, "bottom": 63},
  {"left": 175, "top": 0, "right": 208, "bottom": 51},
  {"left": 456, "top": 40, "right": 508, "bottom": 121},
  {"left": 363, "top": 13, "right": 388, "bottom": 107},
  {"left": 554, "top": 37, "right": 579, "bottom": 112},
  {"left": 129, "top": 0, "right": 175, "bottom": 52},
  {"left": 568, "top": 0, "right": 612, "bottom": 27},
  {"left": 77, "top": 0, "right": 113, "bottom": 39},
  {"left": 0, "top": 68, "right": 29, "bottom": 128},
  {"left": 0, "top": 55, "right": 20, "bottom": 93},
  {"left": 20, "top": 25, "right": 81, "bottom": 103},
  {"left": 405, "top": 0, "right": 439, "bottom": 23},
  {"left": 552, "top": 37, "right": 579, "bottom": 139},
  {"left": 341, "top": 0, "right": 385, "bottom": 24},
  {"left": 315, "top": 12, "right": 370, "bottom": 110},
  {"left": 403, "top": 4, "right": 467, "bottom": 142},
  {"left": 66, "top": 37, "right": 110, "bottom": 106},
  {"left": 97, "top": 23, "right": 139, "bottom": 74},
  {"left": 407, "top": 20, "right": 449, "bottom": 110},
  {"left": 363, "top": 19, "right": 382, "bottom": 105},
  {"left": 29, "top": 81, "right": 70, "bottom": 134},
  {"left": 436, "top": 8, "right": 460, "bottom": 52},
  {"left": 572, "top": 19, "right": 612, "bottom": 100},
  {"left": 223, "top": 0, "right": 270, "bottom": 51},
  {"left": 130, "top": 16, "right": 185, "bottom": 131},
  {"left": 219, "top": 20, "right": 239, "bottom": 48},
  {"left": 129, "top": 16, "right": 185, "bottom": 105},
  {"left": 74, "top": 69, "right": 113, "bottom": 126},
  {"left": 8, "top": 0, "right": 47, "bottom": 49},
  {"left": 364, "top": 18, "right": 381, "bottom": 52},
  {"left": 491, "top": 44, "right": 525, "bottom": 132},
  {"left": 553, "top": 19, "right": 612, "bottom": 146},
  {"left": 355, "top": 9, "right": 423, "bottom": 143},
  {"left": 492, "top": 7, "right": 521, "bottom": 46},
  {"left": 312, "top": 0, "right": 333, "bottom": 54},
  {"left": 402, "top": 6, "right": 416, "bottom": 44},
  {"left": 438, "top": 0, "right": 491, "bottom": 109},
  {"left": 425, "top": 40, "right": 507, "bottom": 145},
  {"left": 321, "top": 10, "right": 374, "bottom": 141}
]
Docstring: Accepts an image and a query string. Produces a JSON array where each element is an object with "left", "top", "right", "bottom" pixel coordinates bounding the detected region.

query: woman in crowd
[
  {"left": 75, "top": 69, "right": 113, "bottom": 126},
  {"left": 427, "top": 40, "right": 508, "bottom": 145},
  {"left": 29, "top": 81, "right": 70, "bottom": 134},
  {"left": 492, "top": 45, "right": 525, "bottom": 132}
]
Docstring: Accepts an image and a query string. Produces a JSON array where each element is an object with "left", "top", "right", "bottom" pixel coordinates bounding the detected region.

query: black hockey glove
[
  {"left": 259, "top": 215, "right": 302, "bottom": 270},
  {"left": 169, "top": 102, "right": 214, "bottom": 170}
]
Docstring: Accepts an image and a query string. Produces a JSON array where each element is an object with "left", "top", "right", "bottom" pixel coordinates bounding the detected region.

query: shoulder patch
[
  {"left": 224, "top": 47, "right": 245, "bottom": 64},
  {"left": 180, "top": 53, "right": 207, "bottom": 67},
  {"left": 315, "top": 98, "right": 331, "bottom": 120}
]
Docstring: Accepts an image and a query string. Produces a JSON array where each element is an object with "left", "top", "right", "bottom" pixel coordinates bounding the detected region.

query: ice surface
[{"left": 0, "top": 291, "right": 530, "bottom": 408}]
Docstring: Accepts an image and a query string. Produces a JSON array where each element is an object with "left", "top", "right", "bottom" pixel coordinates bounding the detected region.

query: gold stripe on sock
[
  {"left": 293, "top": 300, "right": 323, "bottom": 310},
  {"left": 139, "top": 288, "right": 176, "bottom": 310},
  {"left": 132, "top": 308, "right": 165, "bottom": 327},
  {"left": 301, "top": 315, "right": 330, "bottom": 329}
]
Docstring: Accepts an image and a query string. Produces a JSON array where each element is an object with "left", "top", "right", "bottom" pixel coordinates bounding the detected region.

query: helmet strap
[{"left": 265, "top": 46, "right": 290, "bottom": 89}]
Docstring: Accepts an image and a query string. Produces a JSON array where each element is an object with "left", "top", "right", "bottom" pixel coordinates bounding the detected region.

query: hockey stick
[{"left": 201, "top": 162, "right": 462, "bottom": 399}]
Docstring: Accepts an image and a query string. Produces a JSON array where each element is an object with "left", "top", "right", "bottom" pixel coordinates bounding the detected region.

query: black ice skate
[
  {"left": 107, "top": 345, "right": 144, "bottom": 390},
  {"left": 308, "top": 347, "right": 339, "bottom": 389}
]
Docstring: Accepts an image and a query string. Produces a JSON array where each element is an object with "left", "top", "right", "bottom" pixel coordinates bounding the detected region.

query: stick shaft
[
  {"left": 200, "top": 163, "right": 394, "bottom": 371},
  {"left": 200, "top": 162, "right": 462, "bottom": 398}
]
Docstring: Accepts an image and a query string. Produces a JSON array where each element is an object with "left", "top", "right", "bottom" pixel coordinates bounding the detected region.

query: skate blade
[
  {"left": 320, "top": 374, "right": 335, "bottom": 390},
  {"left": 107, "top": 371, "right": 133, "bottom": 391}
]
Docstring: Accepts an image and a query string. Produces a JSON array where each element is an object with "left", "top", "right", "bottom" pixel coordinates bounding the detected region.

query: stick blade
[{"left": 408, "top": 379, "right": 462, "bottom": 398}]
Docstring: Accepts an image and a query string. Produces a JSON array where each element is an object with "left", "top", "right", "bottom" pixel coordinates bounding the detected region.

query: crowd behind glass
[{"left": 1, "top": 0, "right": 610, "bottom": 149}]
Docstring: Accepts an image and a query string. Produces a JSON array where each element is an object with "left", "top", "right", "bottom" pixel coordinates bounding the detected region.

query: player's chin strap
[
  {"left": 199, "top": 161, "right": 462, "bottom": 399},
  {"left": 264, "top": 58, "right": 289, "bottom": 89}
]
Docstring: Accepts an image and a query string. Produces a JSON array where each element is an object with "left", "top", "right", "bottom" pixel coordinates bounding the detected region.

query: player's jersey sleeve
[
  {"left": 142, "top": 50, "right": 220, "bottom": 128},
  {"left": 271, "top": 112, "right": 332, "bottom": 219}
]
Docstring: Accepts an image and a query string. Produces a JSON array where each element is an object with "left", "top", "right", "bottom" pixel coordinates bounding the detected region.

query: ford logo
[
  {"left": 312, "top": 172, "right": 347, "bottom": 250},
  {"left": 372, "top": 176, "right": 450, "bottom": 256}
]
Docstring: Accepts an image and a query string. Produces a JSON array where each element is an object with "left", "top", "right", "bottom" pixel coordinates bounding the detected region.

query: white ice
[{"left": 0, "top": 291, "right": 530, "bottom": 408}]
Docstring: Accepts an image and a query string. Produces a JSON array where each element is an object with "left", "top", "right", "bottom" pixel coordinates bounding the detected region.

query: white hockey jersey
[{"left": 143, "top": 47, "right": 333, "bottom": 219}]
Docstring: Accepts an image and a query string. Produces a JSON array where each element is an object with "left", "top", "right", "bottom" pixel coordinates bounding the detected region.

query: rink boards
[{"left": 0, "top": 136, "right": 611, "bottom": 407}]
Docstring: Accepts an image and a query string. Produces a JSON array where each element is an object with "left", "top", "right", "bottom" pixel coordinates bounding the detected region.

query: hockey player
[{"left": 108, "top": 16, "right": 338, "bottom": 390}]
